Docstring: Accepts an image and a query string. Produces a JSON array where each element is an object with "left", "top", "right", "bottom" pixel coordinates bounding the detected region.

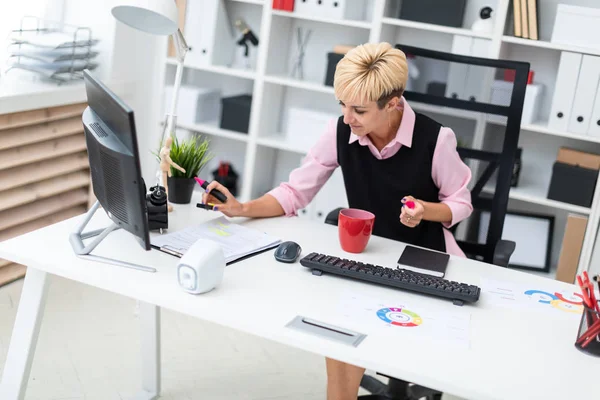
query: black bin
[
  {"left": 399, "top": 0, "right": 466, "bottom": 28},
  {"left": 547, "top": 162, "right": 598, "bottom": 207},
  {"left": 325, "top": 52, "right": 345, "bottom": 87},
  {"left": 220, "top": 94, "right": 252, "bottom": 133}
]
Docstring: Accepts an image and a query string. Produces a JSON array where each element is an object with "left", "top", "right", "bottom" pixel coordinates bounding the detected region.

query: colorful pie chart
[{"left": 377, "top": 307, "right": 422, "bottom": 327}]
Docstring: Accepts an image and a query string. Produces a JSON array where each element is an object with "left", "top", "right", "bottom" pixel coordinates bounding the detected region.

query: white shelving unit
[{"left": 158, "top": 0, "right": 600, "bottom": 279}]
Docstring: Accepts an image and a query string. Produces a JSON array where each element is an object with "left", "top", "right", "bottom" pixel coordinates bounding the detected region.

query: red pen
[
  {"left": 579, "top": 320, "right": 600, "bottom": 348},
  {"left": 577, "top": 276, "right": 594, "bottom": 309},
  {"left": 584, "top": 272, "right": 599, "bottom": 312}
]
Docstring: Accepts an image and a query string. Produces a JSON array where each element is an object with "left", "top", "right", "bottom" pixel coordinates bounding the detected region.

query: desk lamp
[{"left": 111, "top": 0, "right": 189, "bottom": 146}]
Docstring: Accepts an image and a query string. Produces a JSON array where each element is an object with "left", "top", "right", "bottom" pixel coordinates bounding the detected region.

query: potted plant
[{"left": 156, "top": 134, "right": 214, "bottom": 204}]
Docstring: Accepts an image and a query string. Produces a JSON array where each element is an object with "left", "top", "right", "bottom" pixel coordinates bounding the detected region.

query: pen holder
[{"left": 575, "top": 301, "right": 600, "bottom": 357}]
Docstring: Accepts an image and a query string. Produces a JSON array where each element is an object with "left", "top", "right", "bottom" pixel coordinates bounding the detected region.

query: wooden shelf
[
  {"left": 167, "top": 58, "right": 257, "bottom": 80},
  {"left": 0, "top": 171, "right": 90, "bottom": 212},
  {"left": 0, "top": 103, "right": 86, "bottom": 131},
  {"left": 0, "top": 134, "right": 87, "bottom": 171},
  {"left": 381, "top": 17, "right": 492, "bottom": 39},
  {"left": 0, "top": 152, "right": 89, "bottom": 193},
  {"left": 0, "top": 263, "right": 27, "bottom": 287},
  {"left": 0, "top": 102, "right": 91, "bottom": 287},
  {"left": 487, "top": 118, "right": 600, "bottom": 144},
  {"left": 264, "top": 75, "right": 335, "bottom": 94},
  {"left": 0, "top": 117, "right": 83, "bottom": 151},
  {"left": 256, "top": 135, "right": 309, "bottom": 155},
  {"left": 0, "top": 188, "right": 88, "bottom": 232},
  {"left": 177, "top": 121, "right": 250, "bottom": 143},
  {"left": 484, "top": 184, "right": 591, "bottom": 215},
  {"left": 410, "top": 101, "right": 482, "bottom": 121},
  {"left": 0, "top": 205, "right": 86, "bottom": 242},
  {"left": 271, "top": 10, "right": 372, "bottom": 29},
  {"left": 522, "top": 122, "right": 600, "bottom": 143},
  {"left": 502, "top": 36, "right": 600, "bottom": 57}
]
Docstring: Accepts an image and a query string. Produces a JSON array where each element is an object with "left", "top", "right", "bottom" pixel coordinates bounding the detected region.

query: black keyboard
[{"left": 300, "top": 252, "right": 481, "bottom": 306}]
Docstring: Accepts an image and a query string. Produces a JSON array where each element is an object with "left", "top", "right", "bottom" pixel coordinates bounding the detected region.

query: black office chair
[{"left": 324, "top": 44, "right": 530, "bottom": 400}]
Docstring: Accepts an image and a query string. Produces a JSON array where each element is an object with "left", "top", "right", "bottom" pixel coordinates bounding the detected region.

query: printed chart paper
[
  {"left": 151, "top": 216, "right": 280, "bottom": 262},
  {"left": 337, "top": 292, "right": 471, "bottom": 349},
  {"left": 480, "top": 278, "right": 590, "bottom": 316}
]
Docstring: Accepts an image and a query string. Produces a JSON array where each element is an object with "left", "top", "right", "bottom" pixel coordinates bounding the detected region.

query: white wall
[
  {"left": 62, "top": 0, "right": 118, "bottom": 83},
  {"left": 0, "top": 0, "right": 65, "bottom": 80},
  {"left": 62, "top": 0, "right": 167, "bottom": 185},
  {"left": 110, "top": 22, "right": 168, "bottom": 185}
]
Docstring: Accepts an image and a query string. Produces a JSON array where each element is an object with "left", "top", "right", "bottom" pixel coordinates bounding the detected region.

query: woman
[{"left": 202, "top": 42, "right": 472, "bottom": 399}]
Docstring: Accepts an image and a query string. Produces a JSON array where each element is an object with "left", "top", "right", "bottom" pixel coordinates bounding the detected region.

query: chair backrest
[{"left": 394, "top": 44, "right": 530, "bottom": 264}]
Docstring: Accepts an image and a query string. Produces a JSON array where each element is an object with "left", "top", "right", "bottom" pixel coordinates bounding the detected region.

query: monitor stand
[{"left": 69, "top": 201, "right": 156, "bottom": 273}]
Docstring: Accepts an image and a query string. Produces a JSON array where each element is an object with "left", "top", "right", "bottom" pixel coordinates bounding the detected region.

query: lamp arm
[
  {"left": 173, "top": 28, "right": 189, "bottom": 63},
  {"left": 164, "top": 28, "right": 189, "bottom": 142}
]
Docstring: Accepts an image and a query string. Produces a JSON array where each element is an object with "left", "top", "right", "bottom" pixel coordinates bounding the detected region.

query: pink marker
[{"left": 194, "top": 177, "right": 228, "bottom": 203}]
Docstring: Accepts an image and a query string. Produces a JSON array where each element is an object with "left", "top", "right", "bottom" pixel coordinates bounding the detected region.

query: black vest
[{"left": 336, "top": 113, "right": 446, "bottom": 252}]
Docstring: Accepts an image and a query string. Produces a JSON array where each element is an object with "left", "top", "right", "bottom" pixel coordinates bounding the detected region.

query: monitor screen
[{"left": 82, "top": 70, "right": 150, "bottom": 250}]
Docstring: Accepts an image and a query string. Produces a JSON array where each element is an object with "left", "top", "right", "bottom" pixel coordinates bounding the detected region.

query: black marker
[
  {"left": 194, "top": 177, "right": 227, "bottom": 203},
  {"left": 196, "top": 203, "right": 217, "bottom": 211}
]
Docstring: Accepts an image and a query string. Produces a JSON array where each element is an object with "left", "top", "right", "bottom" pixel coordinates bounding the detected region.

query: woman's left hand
[{"left": 400, "top": 196, "right": 424, "bottom": 228}]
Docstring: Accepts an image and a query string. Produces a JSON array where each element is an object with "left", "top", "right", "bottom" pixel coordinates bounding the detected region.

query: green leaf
[{"left": 155, "top": 133, "right": 214, "bottom": 179}]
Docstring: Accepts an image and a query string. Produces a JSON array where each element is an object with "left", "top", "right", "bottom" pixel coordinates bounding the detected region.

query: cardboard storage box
[
  {"left": 557, "top": 147, "right": 600, "bottom": 170},
  {"left": 556, "top": 214, "right": 588, "bottom": 284}
]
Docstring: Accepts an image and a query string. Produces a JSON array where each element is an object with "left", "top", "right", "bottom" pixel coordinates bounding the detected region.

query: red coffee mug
[{"left": 338, "top": 208, "right": 375, "bottom": 253}]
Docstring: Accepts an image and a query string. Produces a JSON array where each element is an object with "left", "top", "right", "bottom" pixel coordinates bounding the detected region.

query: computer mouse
[{"left": 274, "top": 241, "right": 302, "bottom": 263}]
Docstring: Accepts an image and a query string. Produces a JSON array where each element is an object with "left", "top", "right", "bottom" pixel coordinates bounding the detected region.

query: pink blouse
[{"left": 268, "top": 98, "right": 473, "bottom": 257}]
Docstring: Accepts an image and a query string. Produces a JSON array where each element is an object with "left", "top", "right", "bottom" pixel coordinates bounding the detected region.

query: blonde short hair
[{"left": 333, "top": 42, "right": 408, "bottom": 108}]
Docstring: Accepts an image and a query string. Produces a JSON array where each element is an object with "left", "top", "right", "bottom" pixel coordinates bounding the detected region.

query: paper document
[
  {"left": 480, "top": 278, "right": 591, "bottom": 316},
  {"left": 9, "top": 45, "right": 99, "bottom": 62},
  {"left": 11, "top": 32, "right": 99, "bottom": 49},
  {"left": 337, "top": 292, "right": 471, "bottom": 349},
  {"left": 150, "top": 216, "right": 281, "bottom": 263}
]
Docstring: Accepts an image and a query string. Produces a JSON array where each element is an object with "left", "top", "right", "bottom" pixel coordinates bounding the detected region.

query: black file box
[
  {"left": 574, "top": 303, "right": 600, "bottom": 357},
  {"left": 325, "top": 52, "right": 345, "bottom": 87},
  {"left": 399, "top": 0, "right": 467, "bottom": 28},
  {"left": 220, "top": 94, "right": 252, "bottom": 133},
  {"left": 547, "top": 162, "right": 598, "bottom": 208}
]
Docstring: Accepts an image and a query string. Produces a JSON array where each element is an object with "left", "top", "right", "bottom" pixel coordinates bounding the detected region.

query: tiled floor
[{"left": 0, "top": 274, "right": 371, "bottom": 400}]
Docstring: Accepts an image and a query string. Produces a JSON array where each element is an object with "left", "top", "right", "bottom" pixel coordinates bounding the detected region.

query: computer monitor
[{"left": 69, "top": 70, "right": 154, "bottom": 272}]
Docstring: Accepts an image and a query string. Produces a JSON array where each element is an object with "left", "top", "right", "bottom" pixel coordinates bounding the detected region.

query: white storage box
[
  {"left": 489, "top": 80, "right": 544, "bottom": 125},
  {"left": 284, "top": 107, "right": 338, "bottom": 152},
  {"left": 164, "top": 86, "right": 222, "bottom": 125},
  {"left": 551, "top": 5, "right": 600, "bottom": 50},
  {"left": 295, "top": 0, "right": 367, "bottom": 21}
]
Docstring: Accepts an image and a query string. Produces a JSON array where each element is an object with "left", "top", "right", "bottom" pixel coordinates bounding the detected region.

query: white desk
[{"left": 0, "top": 199, "right": 598, "bottom": 400}]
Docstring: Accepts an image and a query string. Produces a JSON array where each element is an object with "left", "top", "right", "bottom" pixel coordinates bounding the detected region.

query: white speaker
[{"left": 176, "top": 238, "right": 225, "bottom": 294}]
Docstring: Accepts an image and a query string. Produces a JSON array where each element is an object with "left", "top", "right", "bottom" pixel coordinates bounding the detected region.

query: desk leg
[
  {"left": 131, "top": 302, "right": 161, "bottom": 400},
  {"left": 0, "top": 268, "right": 49, "bottom": 400}
]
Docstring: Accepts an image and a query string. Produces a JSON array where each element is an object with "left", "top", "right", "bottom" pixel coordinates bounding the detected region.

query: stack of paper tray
[{"left": 5, "top": 17, "right": 99, "bottom": 84}]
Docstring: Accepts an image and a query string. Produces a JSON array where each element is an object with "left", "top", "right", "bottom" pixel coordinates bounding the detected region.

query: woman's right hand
[{"left": 201, "top": 181, "right": 244, "bottom": 217}]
